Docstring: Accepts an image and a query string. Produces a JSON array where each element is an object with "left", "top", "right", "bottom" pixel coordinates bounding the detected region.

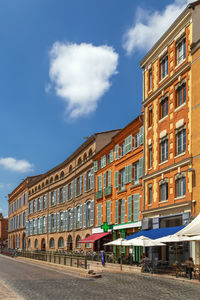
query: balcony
[
  {"left": 104, "top": 186, "right": 112, "bottom": 196},
  {"left": 96, "top": 190, "right": 103, "bottom": 200}
]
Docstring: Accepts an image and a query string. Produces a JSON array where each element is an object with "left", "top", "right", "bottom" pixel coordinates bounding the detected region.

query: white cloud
[
  {"left": 48, "top": 42, "right": 118, "bottom": 119},
  {"left": 0, "top": 157, "right": 34, "bottom": 173},
  {"left": 123, "top": 0, "right": 192, "bottom": 55}
]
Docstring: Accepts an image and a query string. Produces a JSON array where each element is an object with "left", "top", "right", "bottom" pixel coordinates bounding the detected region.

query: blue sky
[{"left": 0, "top": 0, "right": 191, "bottom": 215}]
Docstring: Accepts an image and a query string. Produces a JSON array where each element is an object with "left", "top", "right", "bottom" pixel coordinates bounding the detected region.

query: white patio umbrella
[
  {"left": 125, "top": 236, "right": 165, "bottom": 247},
  {"left": 104, "top": 238, "right": 127, "bottom": 246},
  {"left": 153, "top": 234, "right": 194, "bottom": 243}
]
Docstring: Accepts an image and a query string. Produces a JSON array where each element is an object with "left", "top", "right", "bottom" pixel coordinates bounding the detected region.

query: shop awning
[
  {"left": 126, "top": 226, "right": 184, "bottom": 241},
  {"left": 79, "top": 232, "right": 110, "bottom": 243}
]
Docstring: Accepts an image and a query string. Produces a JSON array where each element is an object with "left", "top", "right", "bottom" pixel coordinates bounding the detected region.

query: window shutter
[
  {"left": 121, "top": 198, "right": 125, "bottom": 223},
  {"left": 97, "top": 204, "right": 102, "bottom": 226},
  {"left": 71, "top": 181, "right": 73, "bottom": 199},
  {"left": 128, "top": 164, "right": 132, "bottom": 183},
  {"left": 57, "top": 189, "right": 60, "bottom": 204},
  {"left": 80, "top": 175, "right": 83, "bottom": 194},
  {"left": 65, "top": 210, "right": 69, "bottom": 231},
  {"left": 125, "top": 166, "right": 128, "bottom": 184},
  {"left": 74, "top": 207, "right": 77, "bottom": 230},
  {"left": 57, "top": 212, "right": 60, "bottom": 232},
  {"left": 84, "top": 203, "right": 87, "bottom": 228},
  {"left": 128, "top": 196, "right": 132, "bottom": 222},
  {"left": 48, "top": 215, "right": 51, "bottom": 233},
  {"left": 63, "top": 187, "right": 66, "bottom": 203},
  {"left": 44, "top": 216, "right": 47, "bottom": 233},
  {"left": 103, "top": 155, "right": 106, "bottom": 167},
  {"left": 115, "top": 144, "right": 119, "bottom": 160},
  {"left": 115, "top": 171, "right": 119, "bottom": 188},
  {"left": 94, "top": 161, "right": 98, "bottom": 172},
  {"left": 106, "top": 200, "right": 111, "bottom": 225},
  {"left": 139, "top": 157, "right": 143, "bottom": 178},
  {"left": 98, "top": 174, "right": 102, "bottom": 191},
  {"left": 108, "top": 170, "right": 111, "bottom": 187},
  {"left": 91, "top": 168, "right": 94, "bottom": 189},
  {"left": 90, "top": 200, "right": 94, "bottom": 227},
  {"left": 66, "top": 184, "right": 69, "bottom": 201},
  {"left": 84, "top": 172, "right": 87, "bottom": 192},
  {"left": 75, "top": 178, "right": 77, "bottom": 198},
  {"left": 53, "top": 213, "right": 56, "bottom": 232},
  {"left": 70, "top": 209, "right": 73, "bottom": 230},
  {"left": 110, "top": 149, "right": 113, "bottom": 162},
  {"left": 54, "top": 190, "right": 57, "bottom": 205},
  {"left": 115, "top": 200, "right": 119, "bottom": 224},
  {"left": 133, "top": 194, "right": 140, "bottom": 222},
  {"left": 139, "top": 126, "right": 144, "bottom": 145},
  {"left": 40, "top": 217, "right": 43, "bottom": 234},
  {"left": 103, "top": 173, "right": 106, "bottom": 189},
  {"left": 35, "top": 199, "right": 37, "bottom": 212},
  {"left": 41, "top": 196, "right": 43, "bottom": 210},
  {"left": 80, "top": 205, "right": 82, "bottom": 229}
]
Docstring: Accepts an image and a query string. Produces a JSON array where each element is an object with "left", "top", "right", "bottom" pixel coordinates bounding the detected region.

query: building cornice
[{"left": 142, "top": 201, "right": 191, "bottom": 215}]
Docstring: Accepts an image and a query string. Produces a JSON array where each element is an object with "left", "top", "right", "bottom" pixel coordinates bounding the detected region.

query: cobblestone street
[{"left": 1, "top": 255, "right": 200, "bottom": 300}]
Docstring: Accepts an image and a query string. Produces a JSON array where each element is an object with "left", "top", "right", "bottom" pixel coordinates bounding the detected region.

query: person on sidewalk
[{"left": 185, "top": 257, "right": 194, "bottom": 280}]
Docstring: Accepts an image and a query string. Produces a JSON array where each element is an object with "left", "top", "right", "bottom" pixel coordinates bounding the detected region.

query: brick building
[
  {"left": 26, "top": 130, "right": 119, "bottom": 252},
  {"left": 8, "top": 176, "right": 40, "bottom": 250},
  {"left": 141, "top": 1, "right": 200, "bottom": 263},
  {"left": 0, "top": 213, "right": 8, "bottom": 248},
  {"left": 92, "top": 116, "right": 143, "bottom": 260}
]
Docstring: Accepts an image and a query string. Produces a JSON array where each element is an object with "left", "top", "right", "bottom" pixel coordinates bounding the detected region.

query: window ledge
[
  {"left": 175, "top": 152, "right": 185, "bottom": 159},
  {"left": 159, "top": 74, "right": 168, "bottom": 84},
  {"left": 159, "top": 200, "right": 168, "bottom": 204},
  {"left": 159, "top": 160, "right": 168, "bottom": 166},
  {"left": 117, "top": 188, "right": 127, "bottom": 194},
  {"left": 148, "top": 204, "right": 152, "bottom": 207},
  {"left": 148, "top": 167, "right": 152, "bottom": 171},
  {"left": 130, "top": 182, "right": 142, "bottom": 189},
  {"left": 159, "top": 115, "right": 168, "bottom": 123},
  {"left": 175, "top": 58, "right": 186, "bottom": 70},
  {"left": 175, "top": 196, "right": 186, "bottom": 200},
  {"left": 148, "top": 126, "right": 152, "bottom": 131},
  {"left": 175, "top": 102, "right": 186, "bottom": 112}
]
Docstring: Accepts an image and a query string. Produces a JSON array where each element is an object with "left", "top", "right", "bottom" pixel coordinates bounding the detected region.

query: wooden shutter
[
  {"left": 108, "top": 170, "right": 111, "bottom": 187},
  {"left": 57, "top": 189, "right": 60, "bottom": 204},
  {"left": 98, "top": 174, "right": 102, "bottom": 191},
  {"left": 139, "top": 126, "right": 144, "bottom": 145},
  {"left": 133, "top": 194, "right": 140, "bottom": 222},
  {"left": 125, "top": 166, "right": 128, "bottom": 184},
  {"left": 84, "top": 204, "right": 87, "bottom": 228},
  {"left": 115, "top": 171, "right": 119, "bottom": 188},
  {"left": 48, "top": 215, "right": 51, "bottom": 233},
  {"left": 121, "top": 198, "right": 125, "bottom": 223},
  {"left": 54, "top": 213, "right": 57, "bottom": 232},
  {"left": 84, "top": 172, "right": 87, "bottom": 192},
  {"left": 106, "top": 200, "right": 111, "bottom": 225},
  {"left": 103, "top": 173, "right": 106, "bottom": 189},
  {"left": 74, "top": 207, "right": 77, "bottom": 230},
  {"left": 80, "top": 175, "right": 83, "bottom": 194},
  {"left": 57, "top": 212, "right": 60, "bottom": 232},
  {"left": 115, "top": 144, "right": 119, "bottom": 160},
  {"left": 115, "top": 200, "right": 119, "bottom": 224},
  {"left": 75, "top": 178, "right": 77, "bottom": 198},
  {"left": 90, "top": 200, "right": 94, "bottom": 227},
  {"left": 97, "top": 204, "right": 102, "bottom": 226},
  {"left": 139, "top": 157, "right": 143, "bottom": 178},
  {"left": 66, "top": 184, "right": 69, "bottom": 201},
  {"left": 91, "top": 168, "right": 94, "bottom": 189},
  {"left": 79, "top": 205, "right": 82, "bottom": 229},
  {"left": 71, "top": 181, "right": 73, "bottom": 199},
  {"left": 110, "top": 149, "right": 113, "bottom": 162},
  {"left": 63, "top": 187, "right": 66, "bottom": 203},
  {"left": 128, "top": 164, "right": 132, "bottom": 183},
  {"left": 128, "top": 196, "right": 132, "bottom": 222},
  {"left": 94, "top": 161, "right": 98, "bottom": 172}
]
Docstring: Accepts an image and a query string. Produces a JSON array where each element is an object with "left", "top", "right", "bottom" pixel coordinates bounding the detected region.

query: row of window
[
  {"left": 9, "top": 193, "right": 27, "bottom": 215},
  {"left": 27, "top": 201, "right": 94, "bottom": 236},
  {"left": 148, "top": 175, "right": 186, "bottom": 204},
  {"left": 148, "top": 81, "right": 186, "bottom": 127},
  {"left": 29, "top": 149, "right": 94, "bottom": 195},
  {"left": 28, "top": 169, "right": 94, "bottom": 214},
  {"left": 96, "top": 194, "right": 140, "bottom": 227},
  {"left": 9, "top": 211, "right": 27, "bottom": 231},
  {"left": 148, "top": 126, "right": 186, "bottom": 168},
  {"left": 148, "top": 36, "right": 186, "bottom": 91},
  {"left": 94, "top": 127, "right": 144, "bottom": 172}
]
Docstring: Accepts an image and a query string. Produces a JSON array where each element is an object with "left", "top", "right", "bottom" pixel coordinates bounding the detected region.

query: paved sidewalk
[{"left": 0, "top": 280, "right": 22, "bottom": 300}]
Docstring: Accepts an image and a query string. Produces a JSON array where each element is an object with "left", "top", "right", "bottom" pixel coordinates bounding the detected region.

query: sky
[{"left": 0, "top": 0, "right": 192, "bottom": 216}]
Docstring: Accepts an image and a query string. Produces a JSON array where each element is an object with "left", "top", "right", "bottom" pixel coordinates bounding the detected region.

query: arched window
[
  {"left": 78, "top": 157, "right": 82, "bottom": 166},
  {"left": 50, "top": 177, "right": 53, "bottom": 184},
  {"left": 46, "top": 179, "right": 49, "bottom": 186},
  {"left": 69, "top": 165, "right": 73, "bottom": 173},
  {"left": 38, "top": 185, "right": 41, "bottom": 190},
  {"left": 32, "top": 189, "right": 34, "bottom": 193},
  {"left": 49, "top": 238, "right": 55, "bottom": 248},
  {"left": 35, "top": 239, "right": 38, "bottom": 249},
  {"left": 89, "top": 149, "right": 93, "bottom": 158},
  {"left": 60, "top": 171, "right": 64, "bottom": 179},
  {"left": 67, "top": 235, "right": 73, "bottom": 251},
  {"left": 55, "top": 174, "right": 59, "bottom": 181},
  {"left": 58, "top": 237, "right": 64, "bottom": 248},
  {"left": 42, "top": 182, "right": 44, "bottom": 188},
  {"left": 83, "top": 153, "right": 87, "bottom": 162},
  {"left": 35, "top": 186, "right": 37, "bottom": 192},
  {"left": 76, "top": 235, "right": 81, "bottom": 248}
]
